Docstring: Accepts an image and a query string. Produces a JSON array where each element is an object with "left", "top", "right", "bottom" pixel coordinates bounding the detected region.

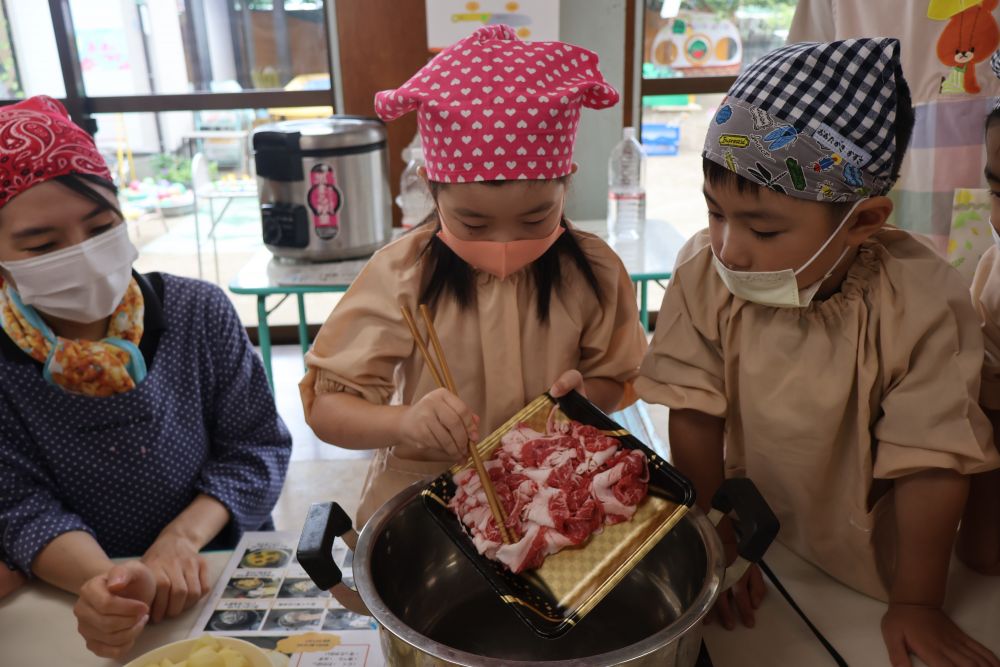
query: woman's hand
[
  {"left": 73, "top": 560, "right": 154, "bottom": 659},
  {"left": 141, "top": 532, "right": 210, "bottom": 623},
  {"left": 396, "top": 388, "right": 480, "bottom": 458}
]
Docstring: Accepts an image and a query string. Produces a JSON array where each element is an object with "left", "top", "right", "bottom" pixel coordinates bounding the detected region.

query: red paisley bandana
[{"left": 0, "top": 96, "right": 111, "bottom": 208}]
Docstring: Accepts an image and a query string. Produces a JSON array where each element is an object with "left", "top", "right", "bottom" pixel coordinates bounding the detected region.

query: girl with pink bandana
[{"left": 301, "top": 25, "right": 647, "bottom": 527}]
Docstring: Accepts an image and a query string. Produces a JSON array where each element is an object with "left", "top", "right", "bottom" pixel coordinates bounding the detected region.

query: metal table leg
[
  {"left": 640, "top": 280, "right": 650, "bottom": 332},
  {"left": 257, "top": 295, "right": 274, "bottom": 391},
  {"left": 296, "top": 294, "right": 309, "bottom": 368}
]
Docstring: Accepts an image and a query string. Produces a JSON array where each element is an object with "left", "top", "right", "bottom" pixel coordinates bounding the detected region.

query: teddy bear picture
[{"left": 935, "top": 0, "right": 1000, "bottom": 94}]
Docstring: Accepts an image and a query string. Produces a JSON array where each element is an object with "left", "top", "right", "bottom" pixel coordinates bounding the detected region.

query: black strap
[{"left": 759, "top": 559, "right": 850, "bottom": 667}]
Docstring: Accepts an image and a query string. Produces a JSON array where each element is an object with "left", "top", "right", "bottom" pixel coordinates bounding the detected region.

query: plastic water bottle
[
  {"left": 607, "top": 127, "right": 647, "bottom": 241},
  {"left": 397, "top": 134, "right": 435, "bottom": 229}
]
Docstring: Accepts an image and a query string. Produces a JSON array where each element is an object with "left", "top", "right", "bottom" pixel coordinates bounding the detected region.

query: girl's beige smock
[
  {"left": 302, "top": 224, "right": 647, "bottom": 526},
  {"left": 637, "top": 228, "right": 999, "bottom": 600}
]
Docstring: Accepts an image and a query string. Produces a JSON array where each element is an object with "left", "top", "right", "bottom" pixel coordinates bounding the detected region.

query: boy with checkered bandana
[{"left": 638, "top": 39, "right": 1000, "bottom": 667}]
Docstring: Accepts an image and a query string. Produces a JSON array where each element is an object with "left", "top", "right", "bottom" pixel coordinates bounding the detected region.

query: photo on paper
[
  {"left": 262, "top": 607, "right": 325, "bottom": 632},
  {"left": 323, "top": 608, "right": 378, "bottom": 631},
  {"left": 222, "top": 576, "right": 281, "bottom": 599},
  {"left": 278, "top": 577, "right": 330, "bottom": 599},
  {"left": 239, "top": 545, "right": 292, "bottom": 569},
  {"left": 204, "top": 608, "right": 265, "bottom": 632}
]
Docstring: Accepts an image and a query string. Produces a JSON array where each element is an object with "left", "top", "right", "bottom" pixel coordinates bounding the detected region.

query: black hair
[
  {"left": 52, "top": 172, "right": 123, "bottom": 220},
  {"left": 703, "top": 70, "right": 917, "bottom": 204},
  {"left": 986, "top": 105, "right": 1000, "bottom": 133},
  {"left": 417, "top": 178, "right": 602, "bottom": 324}
]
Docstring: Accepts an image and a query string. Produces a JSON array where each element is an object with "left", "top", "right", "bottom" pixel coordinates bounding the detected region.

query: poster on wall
[{"left": 425, "top": 0, "right": 560, "bottom": 50}]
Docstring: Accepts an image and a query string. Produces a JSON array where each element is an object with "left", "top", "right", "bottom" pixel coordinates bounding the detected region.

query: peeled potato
[
  {"left": 188, "top": 646, "right": 225, "bottom": 667},
  {"left": 142, "top": 637, "right": 249, "bottom": 667},
  {"left": 193, "top": 636, "right": 221, "bottom": 651},
  {"left": 146, "top": 635, "right": 250, "bottom": 667},
  {"left": 219, "top": 647, "right": 250, "bottom": 667}
]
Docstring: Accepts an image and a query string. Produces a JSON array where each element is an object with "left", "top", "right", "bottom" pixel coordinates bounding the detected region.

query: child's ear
[
  {"left": 418, "top": 165, "right": 428, "bottom": 183},
  {"left": 845, "top": 196, "right": 892, "bottom": 246}
]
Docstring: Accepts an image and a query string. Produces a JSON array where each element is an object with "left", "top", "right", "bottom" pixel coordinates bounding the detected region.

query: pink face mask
[{"left": 437, "top": 218, "right": 565, "bottom": 280}]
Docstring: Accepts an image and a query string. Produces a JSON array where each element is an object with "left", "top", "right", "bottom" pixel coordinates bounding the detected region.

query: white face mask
[
  {"left": 991, "top": 219, "right": 1000, "bottom": 248},
  {"left": 712, "top": 199, "right": 864, "bottom": 308},
  {"left": 1, "top": 223, "right": 138, "bottom": 323}
]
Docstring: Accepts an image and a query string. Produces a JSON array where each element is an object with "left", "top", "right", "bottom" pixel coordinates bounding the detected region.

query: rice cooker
[{"left": 253, "top": 116, "right": 392, "bottom": 261}]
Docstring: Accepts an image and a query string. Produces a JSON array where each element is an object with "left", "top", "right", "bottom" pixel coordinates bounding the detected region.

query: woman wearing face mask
[
  {"left": 301, "top": 26, "right": 648, "bottom": 527},
  {"left": 0, "top": 97, "right": 291, "bottom": 659}
]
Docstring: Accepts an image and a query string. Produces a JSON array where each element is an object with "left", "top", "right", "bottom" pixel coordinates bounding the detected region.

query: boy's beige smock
[
  {"left": 637, "top": 228, "right": 1000, "bottom": 601},
  {"left": 302, "top": 225, "right": 647, "bottom": 526},
  {"left": 972, "top": 244, "right": 1000, "bottom": 412}
]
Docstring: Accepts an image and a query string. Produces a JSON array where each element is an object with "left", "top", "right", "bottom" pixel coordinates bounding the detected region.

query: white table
[
  {"left": 4, "top": 541, "right": 998, "bottom": 666},
  {"left": 0, "top": 552, "right": 230, "bottom": 667}
]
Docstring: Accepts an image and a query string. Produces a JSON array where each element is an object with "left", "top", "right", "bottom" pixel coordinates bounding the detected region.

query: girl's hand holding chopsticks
[{"left": 396, "top": 388, "right": 480, "bottom": 459}]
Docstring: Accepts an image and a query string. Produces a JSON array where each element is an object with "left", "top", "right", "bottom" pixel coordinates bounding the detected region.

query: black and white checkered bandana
[{"left": 704, "top": 38, "right": 903, "bottom": 201}]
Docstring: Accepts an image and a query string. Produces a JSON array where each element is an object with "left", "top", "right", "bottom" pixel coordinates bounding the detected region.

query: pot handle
[
  {"left": 707, "top": 478, "right": 780, "bottom": 591},
  {"left": 296, "top": 502, "right": 371, "bottom": 616}
]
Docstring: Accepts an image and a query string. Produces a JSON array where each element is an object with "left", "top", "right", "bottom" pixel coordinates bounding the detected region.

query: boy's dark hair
[
  {"left": 703, "top": 73, "right": 916, "bottom": 202},
  {"left": 417, "top": 177, "right": 602, "bottom": 324},
  {"left": 987, "top": 105, "right": 1000, "bottom": 132}
]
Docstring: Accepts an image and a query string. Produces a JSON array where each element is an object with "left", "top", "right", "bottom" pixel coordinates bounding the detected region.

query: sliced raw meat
[{"left": 449, "top": 417, "right": 649, "bottom": 573}]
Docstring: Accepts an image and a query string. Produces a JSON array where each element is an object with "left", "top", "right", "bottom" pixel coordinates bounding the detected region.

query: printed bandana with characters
[
  {"left": 704, "top": 96, "right": 889, "bottom": 203},
  {"left": 703, "top": 39, "right": 904, "bottom": 204},
  {"left": 0, "top": 278, "right": 146, "bottom": 396}
]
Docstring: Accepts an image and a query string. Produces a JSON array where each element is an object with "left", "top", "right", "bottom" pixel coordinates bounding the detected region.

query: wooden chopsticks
[{"left": 401, "top": 304, "right": 514, "bottom": 545}]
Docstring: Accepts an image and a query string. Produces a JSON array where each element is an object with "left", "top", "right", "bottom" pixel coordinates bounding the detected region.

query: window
[
  {"left": 640, "top": 0, "right": 797, "bottom": 236},
  {"left": 3, "top": 2, "right": 64, "bottom": 98},
  {"left": 0, "top": 1, "right": 339, "bottom": 326},
  {"left": 67, "top": 0, "right": 331, "bottom": 96}
]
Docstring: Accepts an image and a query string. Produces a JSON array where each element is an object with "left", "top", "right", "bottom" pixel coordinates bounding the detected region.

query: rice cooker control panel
[{"left": 262, "top": 203, "right": 310, "bottom": 248}]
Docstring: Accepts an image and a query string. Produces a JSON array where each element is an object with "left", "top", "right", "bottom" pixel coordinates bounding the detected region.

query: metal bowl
[{"left": 356, "top": 486, "right": 725, "bottom": 667}]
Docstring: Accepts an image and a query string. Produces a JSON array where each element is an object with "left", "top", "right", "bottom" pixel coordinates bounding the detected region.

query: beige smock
[
  {"left": 636, "top": 228, "right": 1000, "bottom": 601},
  {"left": 301, "top": 224, "right": 647, "bottom": 526},
  {"left": 972, "top": 244, "right": 1000, "bottom": 411}
]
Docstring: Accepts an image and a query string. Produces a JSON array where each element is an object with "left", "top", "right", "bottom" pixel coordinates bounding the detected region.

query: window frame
[{"left": 8, "top": 0, "right": 339, "bottom": 132}]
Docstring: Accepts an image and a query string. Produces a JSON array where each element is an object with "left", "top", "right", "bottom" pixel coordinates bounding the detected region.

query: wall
[{"left": 560, "top": 0, "right": 626, "bottom": 221}]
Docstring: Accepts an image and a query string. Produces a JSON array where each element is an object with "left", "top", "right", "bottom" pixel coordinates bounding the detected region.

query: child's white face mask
[
  {"left": 991, "top": 220, "right": 1000, "bottom": 248},
  {"left": 712, "top": 199, "right": 865, "bottom": 309}
]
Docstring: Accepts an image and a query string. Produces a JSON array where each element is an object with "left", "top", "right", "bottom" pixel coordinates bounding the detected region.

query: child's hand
[
  {"left": 549, "top": 370, "right": 587, "bottom": 398},
  {"left": 73, "top": 560, "right": 155, "bottom": 659},
  {"left": 881, "top": 604, "right": 999, "bottom": 667},
  {"left": 398, "top": 388, "right": 480, "bottom": 458},
  {"left": 141, "top": 533, "right": 210, "bottom": 623},
  {"left": 705, "top": 562, "right": 765, "bottom": 630}
]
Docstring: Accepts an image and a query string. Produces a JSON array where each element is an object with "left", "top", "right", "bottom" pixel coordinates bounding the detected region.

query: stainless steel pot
[
  {"left": 297, "top": 479, "right": 777, "bottom": 666},
  {"left": 252, "top": 116, "right": 392, "bottom": 261}
]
